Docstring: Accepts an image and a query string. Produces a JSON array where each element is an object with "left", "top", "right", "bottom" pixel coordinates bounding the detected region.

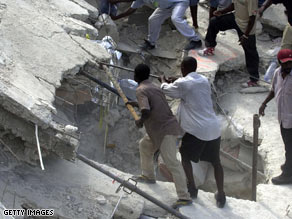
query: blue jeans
[{"left": 100, "top": 0, "right": 118, "bottom": 16}]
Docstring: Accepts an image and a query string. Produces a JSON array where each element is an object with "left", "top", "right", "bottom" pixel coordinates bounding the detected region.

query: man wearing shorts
[{"left": 160, "top": 56, "right": 226, "bottom": 208}]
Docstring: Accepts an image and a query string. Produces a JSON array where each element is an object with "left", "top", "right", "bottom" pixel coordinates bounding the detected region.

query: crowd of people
[{"left": 99, "top": 0, "right": 292, "bottom": 210}]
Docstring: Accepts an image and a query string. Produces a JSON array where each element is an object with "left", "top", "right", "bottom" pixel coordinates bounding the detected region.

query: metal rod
[
  {"left": 97, "top": 61, "right": 160, "bottom": 79},
  {"left": 80, "top": 71, "right": 121, "bottom": 96},
  {"left": 252, "top": 114, "right": 260, "bottom": 201},
  {"left": 77, "top": 153, "right": 189, "bottom": 219}
]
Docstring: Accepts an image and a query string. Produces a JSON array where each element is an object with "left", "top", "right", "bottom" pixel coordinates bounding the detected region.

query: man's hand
[
  {"left": 213, "top": 10, "right": 223, "bottom": 17},
  {"left": 258, "top": 7, "right": 264, "bottom": 17},
  {"left": 158, "top": 75, "right": 167, "bottom": 83},
  {"left": 135, "top": 119, "right": 143, "bottom": 128},
  {"left": 239, "top": 35, "right": 248, "bottom": 46},
  {"left": 110, "top": 15, "right": 118, "bottom": 20},
  {"left": 126, "top": 101, "right": 139, "bottom": 108},
  {"left": 259, "top": 104, "right": 266, "bottom": 116}
]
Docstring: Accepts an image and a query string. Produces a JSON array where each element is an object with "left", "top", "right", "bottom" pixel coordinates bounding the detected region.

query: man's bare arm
[
  {"left": 111, "top": 8, "right": 137, "bottom": 20},
  {"left": 258, "top": 0, "right": 273, "bottom": 17}
]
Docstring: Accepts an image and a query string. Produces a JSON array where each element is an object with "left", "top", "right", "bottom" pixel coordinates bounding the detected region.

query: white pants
[
  {"left": 147, "top": 2, "right": 200, "bottom": 45},
  {"left": 139, "top": 135, "right": 191, "bottom": 200}
]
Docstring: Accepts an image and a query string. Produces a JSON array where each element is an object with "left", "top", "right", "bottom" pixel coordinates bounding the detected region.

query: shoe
[
  {"left": 184, "top": 40, "right": 202, "bottom": 50},
  {"left": 131, "top": 175, "right": 156, "bottom": 184},
  {"left": 198, "top": 47, "right": 215, "bottom": 56},
  {"left": 139, "top": 39, "right": 155, "bottom": 50},
  {"left": 187, "top": 184, "right": 198, "bottom": 199},
  {"left": 171, "top": 199, "right": 192, "bottom": 209},
  {"left": 271, "top": 173, "right": 292, "bottom": 185},
  {"left": 214, "top": 192, "right": 226, "bottom": 208},
  {"left": 241, "top": 80, "right": 258, "bottom": 88}
]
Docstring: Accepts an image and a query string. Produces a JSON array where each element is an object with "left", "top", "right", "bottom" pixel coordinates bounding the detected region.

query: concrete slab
[{"left": 0, "top": 0, "right": 110, "bottom": 160}]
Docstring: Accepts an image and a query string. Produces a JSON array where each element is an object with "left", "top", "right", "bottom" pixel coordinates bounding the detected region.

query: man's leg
[
  {"left": 280, "top": 125, "right": 292, "bottom": 175},
  {"left": 139, "top": 135, "right": 157, "bottom": 180},
  {"left": 271, "top": 125, "right": 292, "bottom": 184},
  {"left": 171, "top": 2, "right": 200, "bottom": 42},
  {"left": 241, "top": 34, "right": 260, "bottom": 82},
  {"left": 147, "top": 8, "right": 172, "bottom": 46},
  {"left": 212, "top": 163, "right": 224, "bottom": 194},
  {"left": 205, "top": 13, "right": 237, "bottom": 48},
  {"left": 160, "top": 135, "right": 191, "bottom": 201},
  {"left": 189, "top": 0, "right": 199, "bottom": 28}
]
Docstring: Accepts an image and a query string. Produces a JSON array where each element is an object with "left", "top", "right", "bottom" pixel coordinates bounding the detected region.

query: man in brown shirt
[
  {"left": 259, "top": 49, "right": 292, "bottom": 185},
  {"left": 128, "top": 63, "right": 192, "bottom": 208}
]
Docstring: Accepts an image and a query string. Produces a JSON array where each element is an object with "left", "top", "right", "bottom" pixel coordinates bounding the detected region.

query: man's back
[
  {"left": 162, "top": 72, "right": 221, "bottom": 141},
  {"left": 136, "top": 80, "right": 181, "bottom": 148}
]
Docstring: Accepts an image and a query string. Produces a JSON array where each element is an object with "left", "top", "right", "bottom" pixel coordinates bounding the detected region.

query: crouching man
[
  {"left": 127, "top": 63, "right": 192, "bottom": 209},
  {"left": 160, "top": 57, "right": 226, "bottom": 208}
]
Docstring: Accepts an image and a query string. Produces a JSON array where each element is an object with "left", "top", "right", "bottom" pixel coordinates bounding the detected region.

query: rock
[
  {"left": 70, "top": 0, "right": 100, "bottom": 20},
  {"left": 261, "top": 4, "right": 287, "bottom": 32},
  {"left": 96, "top": 195, "right": 107, "bottom": 205},
  {"left": 50, "top": 0, "right": 90, "bottom": 21},
  {"left": 240, "top": 87, "right": 269, "bottom": 94},
  {"left": 65, "top": 125, "right": 78, "bottom": 133},
  {"left": 95, "top": 14, "right": 119, "bottom": 43},
  {"left": 77, "top": 207, "right": 83, "bottom": 213},
  {"left": 256, "top": 20, "right": 263, "bottom": 35}
]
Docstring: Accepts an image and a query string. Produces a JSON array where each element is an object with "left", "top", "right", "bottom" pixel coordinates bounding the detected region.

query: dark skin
[
  {"left": 259, "top": 61, "right": 292, "bottom": 116},
  {"left": 160, "top": 60, "right": 225, "bottom": 197},
  {"left": 213, "top": 3, "right": 256, "bottom": 46},
  {"left": 126, "top": 74, "right": 151, "bottom": 128}
]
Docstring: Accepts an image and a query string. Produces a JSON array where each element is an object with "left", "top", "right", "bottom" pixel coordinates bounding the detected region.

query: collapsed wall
[{"left": 0, "top": 0, "right": 111, "bottom": 162}]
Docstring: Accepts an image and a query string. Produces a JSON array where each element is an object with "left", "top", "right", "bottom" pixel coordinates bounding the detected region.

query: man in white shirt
[{"left": 160, "top": 56, "right": 226, "bottom": 208}]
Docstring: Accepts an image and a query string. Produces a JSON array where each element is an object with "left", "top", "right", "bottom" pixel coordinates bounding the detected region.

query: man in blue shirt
[{"left": 111, "top": 0, "right": 202, "bottom": 50}]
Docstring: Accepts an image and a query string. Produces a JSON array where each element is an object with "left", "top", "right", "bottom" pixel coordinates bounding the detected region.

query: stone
[
  {"left": 261, "top": 4, "right": 287, "bottom": 32},
  {"left": 95, "top": 195, "right": 107, "bottom": 205}
]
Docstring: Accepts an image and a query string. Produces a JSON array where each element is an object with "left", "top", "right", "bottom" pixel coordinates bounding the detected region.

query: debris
[
  {"left": 240, "top": 87, "right": 269, "bottom": 94},
  {"left": 96, "top": 195, "right": 107, "bottom": 205}
]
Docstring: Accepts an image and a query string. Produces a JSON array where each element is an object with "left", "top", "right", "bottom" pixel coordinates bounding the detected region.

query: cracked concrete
[{"left": 0, "top": 0, "right": 111, "bottom": 161}]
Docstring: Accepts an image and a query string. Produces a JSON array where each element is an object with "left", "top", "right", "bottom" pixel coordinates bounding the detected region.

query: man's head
[
  {"left": 134, "top": 64, "right": 150, "bottom": 83},
  {"left": 277, "top": 49, "right": 292, "bottom": 74},
  {"left": 181, "top": 57, "right": 197, "bottom": 77}
]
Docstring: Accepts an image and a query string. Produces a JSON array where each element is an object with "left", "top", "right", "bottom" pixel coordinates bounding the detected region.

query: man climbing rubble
[
  {"left": 110, "top": 0, "right": 202, "bottom": 50},
  {"left": 160, "top": 57, "right": 226, "bottom": 208},
  {"left": 198, "top": 0, "right": 260, "bottom": 87},
  {"left": 258, "top": 0, "right": 292, "bottom": 50},
  {"left": 126, "top": 63, "right": 192, "bottom": 209},
  {"left": 259, "top": 49, "right": 292, "bottom": 185}
]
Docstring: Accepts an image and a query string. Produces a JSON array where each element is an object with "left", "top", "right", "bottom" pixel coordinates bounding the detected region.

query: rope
[{"left": 35, "top": 124, "right": 45, "bottom": 170}]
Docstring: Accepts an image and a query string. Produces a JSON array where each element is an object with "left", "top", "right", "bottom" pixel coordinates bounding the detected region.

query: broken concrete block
[
  {"left": 50, "top": 0, "right": 90, "bottom": 21},
  {"left": 261, "top": 4, "right": 287, "bottom": 32},
  {"left": 95, "top": 14, "right": 119, "bottom": 43},
  {"left": 70, "top": 0, "right": 100, "bottom": 20}
]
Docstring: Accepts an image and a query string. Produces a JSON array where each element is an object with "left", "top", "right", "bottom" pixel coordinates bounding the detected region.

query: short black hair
[
  {"left": 182, "top": 56, "right": 197, "bottom": 72},
  {"left": 134, "top": 64, "right": 150, "bottom": 81}
]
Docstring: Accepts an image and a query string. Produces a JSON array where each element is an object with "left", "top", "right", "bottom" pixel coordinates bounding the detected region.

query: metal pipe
[
  {"left": 77, "top": 153, "right": 189, "bottom": 219},
  {"left": 252, "top": 114, "right": 260, "bottom": 201},
  {"left": 97, "top": 61, "right": 160, "bottom": 79},
  {"left": 80, "top": 70, "right": 121, "bottom": 96}
]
